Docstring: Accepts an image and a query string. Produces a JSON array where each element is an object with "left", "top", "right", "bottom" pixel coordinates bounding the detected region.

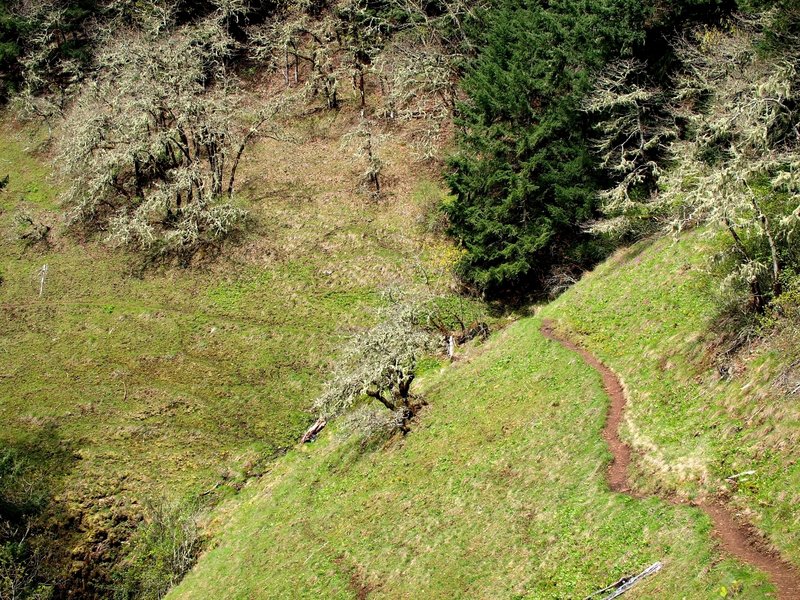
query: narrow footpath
[{"left": 540, "top": 320, "right": 800, "bottom": 599}]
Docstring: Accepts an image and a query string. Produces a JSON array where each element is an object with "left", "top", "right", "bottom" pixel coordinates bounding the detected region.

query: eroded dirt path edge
[{"left": 540, "top": 319, "right": 800, "bottom": 599}]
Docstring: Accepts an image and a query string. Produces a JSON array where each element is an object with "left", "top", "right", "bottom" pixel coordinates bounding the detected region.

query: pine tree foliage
[{"left": 444, "top": 0, "right": 651, "bottom": 294}]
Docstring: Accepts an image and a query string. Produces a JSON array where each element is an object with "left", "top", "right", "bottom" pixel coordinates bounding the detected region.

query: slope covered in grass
[
  {"left": 542, "top": 233, "right": 800, "bottom": 566},
  {"left": 171, "top": 235, "right": 789, "bottom": 598},
  {"left": 0, "top": 110, "right": 454, "bottom": 582}
]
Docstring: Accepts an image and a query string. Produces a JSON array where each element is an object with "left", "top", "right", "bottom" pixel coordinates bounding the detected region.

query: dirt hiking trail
[{"left": 540, "top": 319, "right": 800, "bottom": 599}]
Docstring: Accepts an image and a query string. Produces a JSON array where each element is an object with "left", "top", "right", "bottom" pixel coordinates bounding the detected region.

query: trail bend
[{"left": 540, "top": 319, "right": 800, "bottom": 599}]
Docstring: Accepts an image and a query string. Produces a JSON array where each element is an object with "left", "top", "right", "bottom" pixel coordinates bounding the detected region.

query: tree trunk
[
  {"left": 396, "top": 373, "right": 414, "bottom": 403},
  {"left": 749, "top": 194, "right": 782, "bottom": 299},
  {"left": 301, "top": 417, "right": 327, "bottom": 443},
  {"left": 133, "top": 157, "right": 143, "bottom": 198},
  {"left": 228, "top": 116, "right": 269, "bottom": 197},
  {"left": 227, "top": 142, "right": 247, "bottom": 198},
  {"left": 367, "top": 390, "right": 396, "bottom": 411},
  {"left": 750, "top": 279, "right": 765, "bottom": 314},
  {"left": 725, "top": 218, "right": 765, "bottom": 312}
]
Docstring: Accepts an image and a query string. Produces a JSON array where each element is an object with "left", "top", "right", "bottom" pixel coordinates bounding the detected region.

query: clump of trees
[
  {"left": 372, "top": 0, "right": 475, "bottom": 159},
  {"left": 443, "top": 0, "right": 655, "bottom": 295},
  {"left": 10, "top": 0, "right": 797, "bottom": 293},
  {"left": 247, "top": 0, "right": 389, "bottom": 110},
  {"left": 4, "top": 0, "right": 476, "bottom": 264},
  {"left": 442, "top": 0, "right": 794, "bottom": 298},
  {"left": 246, "top": 0, "right": 471, "bottom": 160},
  {"left": 585, "top": 20, "right": 800, "bottom": 315},
  {"left": 59, "top": 18, "right": 279, "bottom": 264},
  {"left": 664, "top": 24, "right": 800, "bottom": 313}
]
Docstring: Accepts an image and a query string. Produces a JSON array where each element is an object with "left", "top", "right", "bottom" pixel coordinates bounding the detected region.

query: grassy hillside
[
  {"left": 543, "top": 234, "right": 800, "bottom": 565},
  {"left": 3, "top": 2, "right": 798, "bottom": 597},
  {"left": 0, "top": 111, "right": 455, "bottom": 584},
  {"left": 169, "top": 232, "right": 794, "bottom": 599}
]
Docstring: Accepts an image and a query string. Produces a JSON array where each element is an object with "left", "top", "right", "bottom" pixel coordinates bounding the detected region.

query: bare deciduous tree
[
  {"left": 584, "top": 24, "right": 800, "bottom": 313},
  {"left": 59, "top": 20, "right": 281, "bottom": 262},
  {"left": 584, "top": 58, "right": 676, "bottom": 236},
  {"left": 12, "top": 1, "right": 87, "bottom": 129},
  {"left": 342, "top": 118, "right": 386, "bottom": 198},
  {"left": 313, "top": 301, "right": 438, "bottom": 433},
  {"left": 373, "top": 0, "right": 480, "bottom": 159},
  {"left": 660, "top": 25, "right": 800, "bottom": 311}
]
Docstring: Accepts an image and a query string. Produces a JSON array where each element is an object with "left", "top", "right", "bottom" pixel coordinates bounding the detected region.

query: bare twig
[{"left": 726, "top": 470, "right": 756, "bottom": 481}]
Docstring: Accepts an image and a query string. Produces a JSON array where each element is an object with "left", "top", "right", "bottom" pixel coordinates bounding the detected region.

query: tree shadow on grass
[{"left": 0, "top": 425, "right": 79, "bottom": 598}]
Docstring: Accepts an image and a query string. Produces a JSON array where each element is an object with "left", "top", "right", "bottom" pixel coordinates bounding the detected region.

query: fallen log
[
  {"left": 301, "top": 417, "right": 327, "bottom": 443},
  {"left": 584, "top": 561, "right": 663, "bottom": 600}
]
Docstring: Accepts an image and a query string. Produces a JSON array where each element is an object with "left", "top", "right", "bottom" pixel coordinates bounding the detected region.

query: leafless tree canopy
[
  {"left": 587, "top": 22, "right": 800, "bottom": 311},
  {"left": 584, "top": 58, "right": 676, "bottom": 236},
  {"left": 57, "top": 14, "right": 281, "bottom": 262},
  {"left": 313, "top": 301, "right": 439, "bottom": 432}
]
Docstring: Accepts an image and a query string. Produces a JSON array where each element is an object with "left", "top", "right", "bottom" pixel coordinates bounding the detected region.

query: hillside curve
[{"left": 541, "top": 319, "right": 800, "bottom": 599}]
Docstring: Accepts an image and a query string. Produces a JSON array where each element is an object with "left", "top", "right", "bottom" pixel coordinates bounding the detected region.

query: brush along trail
[{"left": 540, "top": 320, "right": 800, "bottom": 599}]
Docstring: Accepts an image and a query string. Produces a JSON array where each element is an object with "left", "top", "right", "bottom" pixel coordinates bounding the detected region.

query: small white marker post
[{"left": 38, "top": 264, "right": 48, "bottom": 297}]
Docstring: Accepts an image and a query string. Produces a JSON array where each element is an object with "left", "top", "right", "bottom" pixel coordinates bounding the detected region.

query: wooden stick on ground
[
  {"left": 301, "top": 417, "right": 327, "bottom": 443},
  {"left": 584, "top": 562, "right": 663, "bottom": 600}
]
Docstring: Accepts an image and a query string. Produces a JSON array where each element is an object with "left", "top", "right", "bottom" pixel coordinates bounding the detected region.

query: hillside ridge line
[{"left": 540, "top": 319, "right": 800, "bottom": 599}]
